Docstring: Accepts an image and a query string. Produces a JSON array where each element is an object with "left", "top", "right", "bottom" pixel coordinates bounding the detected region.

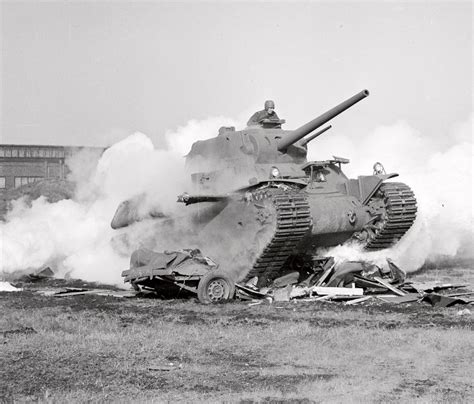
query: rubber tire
[{"left": 197, "top": 271, "right": 235, "bottom": 304}]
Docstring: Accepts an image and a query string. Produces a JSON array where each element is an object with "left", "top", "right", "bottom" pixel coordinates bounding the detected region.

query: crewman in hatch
[{"left": 247, "top": 100, "right": 281, "bottom": 127}]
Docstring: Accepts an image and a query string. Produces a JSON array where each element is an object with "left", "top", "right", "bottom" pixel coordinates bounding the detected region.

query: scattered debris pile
[
  {"left": 1, "top": 266, "right": 134, "bottom": 298},
  {"left": 122, "top": 249, "right": 473, "bottom": 307},
  {"left": 237, "top": 257, "right": 473, "bottom": 307},
  {"left": 3, "top": 250, "right": 472, "bottom": 309}
]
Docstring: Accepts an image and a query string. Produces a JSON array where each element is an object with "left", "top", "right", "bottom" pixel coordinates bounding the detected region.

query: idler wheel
[{"left": 197, "top": 271, "right": 235, "bottom": 304}]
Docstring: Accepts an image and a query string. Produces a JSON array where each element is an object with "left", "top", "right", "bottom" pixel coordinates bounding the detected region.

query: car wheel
[{"left": 197, "top": 271, "right": 235, "bottom": 304}]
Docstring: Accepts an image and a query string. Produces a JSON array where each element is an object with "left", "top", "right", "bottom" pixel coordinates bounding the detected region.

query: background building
[{"left": 0, "top": 144, "right": 105, "bottom": 190}]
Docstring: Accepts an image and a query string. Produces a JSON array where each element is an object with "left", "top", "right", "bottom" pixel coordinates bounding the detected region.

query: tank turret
[{"left": 185, "top": 89, "right": 370, "bottom": 192}]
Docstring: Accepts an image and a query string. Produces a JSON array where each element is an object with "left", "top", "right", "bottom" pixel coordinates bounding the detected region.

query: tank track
[
  {"left": 364, "top": 182, "right": 417, "bottom": 250},
  {"left": 245, "top": 192, "right": 311, "bottom": 283}
]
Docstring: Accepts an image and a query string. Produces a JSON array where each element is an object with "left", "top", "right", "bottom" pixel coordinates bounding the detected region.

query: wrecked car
[{"left": 122, "top": 248, "right": 235, "bottom": 304}]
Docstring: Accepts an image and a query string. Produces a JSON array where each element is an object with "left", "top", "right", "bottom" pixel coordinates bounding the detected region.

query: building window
[
  {"left": 0, "top": 177, "right": 5, "bottom": 189},
  {"left": 14, "top": 177, "right": 42, "bottom": 188}
]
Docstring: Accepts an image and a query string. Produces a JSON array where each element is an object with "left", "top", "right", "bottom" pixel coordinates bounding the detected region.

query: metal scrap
[{"left": 421, "top": 293, "right": 472, "bottom": 307}]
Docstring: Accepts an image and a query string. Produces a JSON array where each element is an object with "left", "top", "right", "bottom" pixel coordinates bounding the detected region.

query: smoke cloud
[
  {"left": 0, "top": 132, "right": 189, "bottom": 285},
  {"left": 165, "top": 116, "right": 239, "bottom": 156},
  {"left": 0, "top": 112, "right": 472, "bottom": 285}
]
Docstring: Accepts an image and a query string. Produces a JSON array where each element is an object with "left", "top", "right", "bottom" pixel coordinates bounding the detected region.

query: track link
[
  {"left": 245, "top": 192, "right": 311, "bottom": 283},
  {"left": 364, "top": 182, "right": 417, "bottom": 250}
]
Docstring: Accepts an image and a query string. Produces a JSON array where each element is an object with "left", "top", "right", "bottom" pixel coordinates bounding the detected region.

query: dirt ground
[{"left": 1, "top": 266, "right": 473, "bottom": 403}]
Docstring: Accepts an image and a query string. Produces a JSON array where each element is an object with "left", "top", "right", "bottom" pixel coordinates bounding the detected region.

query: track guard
[{"left": 347, "top": 173, "right": 398, "bottom": 205}]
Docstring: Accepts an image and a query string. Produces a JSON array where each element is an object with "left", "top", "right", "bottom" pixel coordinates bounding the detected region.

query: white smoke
[
  {"left": 310, "top": 114, "right": 473, "bottom": 271},
  {"left": 165, "top": 116, "right": 239, "bottom": 156},
  {"left": 0, "top": 132, "right": 189, "bottom": 284},
  {"left": 0, "top": 113, "right": 471, "bottom": 284}
]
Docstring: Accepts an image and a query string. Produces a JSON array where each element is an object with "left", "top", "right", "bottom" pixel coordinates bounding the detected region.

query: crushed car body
[{"left": 122, "top": 248, "right": 236, "bottom": 304}]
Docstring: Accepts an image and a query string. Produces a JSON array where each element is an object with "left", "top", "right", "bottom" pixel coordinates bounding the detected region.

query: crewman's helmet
[{"left": 264, "top": 100, "right": 275, "bottom": 110}]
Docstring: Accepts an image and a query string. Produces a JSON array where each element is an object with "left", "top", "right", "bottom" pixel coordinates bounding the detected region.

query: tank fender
[
  {"left": 361, "top": 173, "right": 399, "bottom": 204},
  {"left": 377, "top": 173, "right": 399, "bottom": 181},
  {"left": 347, "top": 173, "right": 398, "bottom": 205},
  {"left": 235, "top": 178, "right": 307, "bottom": 193}
]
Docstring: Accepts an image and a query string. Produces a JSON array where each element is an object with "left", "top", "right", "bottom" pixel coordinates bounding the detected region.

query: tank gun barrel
[
  {"left": 277, "top": 89, "right": 369, "bottom": 152},
  {"left": 300, "top": 125, "right": 332, "bottom": 146}
]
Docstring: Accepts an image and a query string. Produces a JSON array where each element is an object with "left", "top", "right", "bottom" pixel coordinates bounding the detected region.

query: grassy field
[{"left": 1, "top": 267, "right": 473, "bottom": 403}]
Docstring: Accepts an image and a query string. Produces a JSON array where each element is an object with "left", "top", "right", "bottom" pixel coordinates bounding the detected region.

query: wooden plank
[
  {"left": 345, "top": 296, "right": 372, "bottom": 305},
  {"left": 330, "top": 295, "right": 367, "bottom": 301},
  {"left": 235, "top": 284, "right": 269, "bottom": 298},
  {"left": 314, "top": 261, "right": 336, "bottom": 287},
  {"left": 312, "top": 294, "right": 337, "bottom": 301},
  {"left": 375, "top": 293, "right": 420, "bottom": 304},
  {"left": 297, "top": 295, "right": 335, "bottom": 302},
  {"left": 52, "top": 289, "right": 136, "bottom": 298},
  {"left": 353, "top": 274, "right": 388, "bottom": 289},
  {"left": 53, "top": 289, "right": 104, "bottom": 297},
  {"left": 447, "top": 291, "right": 474, "bottom": 298},
  {"left": 313, "top": 286, "right": 363, "bottom": 297},
  {"left": 92, "top": 290, "right": 137, "bottom": 298},
  {"left": 409, "top": 282, "right": 469, "bottom": 293},
  {"left": 373, "top": 277, "right": 406, "bottom": 296}
]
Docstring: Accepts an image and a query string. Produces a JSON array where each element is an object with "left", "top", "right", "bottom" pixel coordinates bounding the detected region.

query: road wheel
[{"left": 197, "top": 271, "right": 235, "bottom": 304}]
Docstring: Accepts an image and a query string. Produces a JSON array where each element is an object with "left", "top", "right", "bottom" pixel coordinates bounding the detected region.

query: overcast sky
[{"left": 1, "top": 1, "right": 472, "bottom": 147}]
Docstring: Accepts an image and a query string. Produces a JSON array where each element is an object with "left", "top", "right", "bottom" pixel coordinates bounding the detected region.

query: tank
[{"left": 114, "top": 89, "right": 417, "bottom": 286}]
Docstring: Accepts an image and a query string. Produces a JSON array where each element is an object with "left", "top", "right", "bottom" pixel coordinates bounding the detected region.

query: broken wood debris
[
  {"left": 314, "top": 258, "right": 336, "bottom": 287},
  {"left": 35, "top": 288, "right": 136, "bottom": 298},
  {"left": 373, "top": 277, "right": 406, "bottom": 296},
  {"left": 237, "top": 257, "right": 473, "bottom": 308},
  {"left": 376, "top": 293, "right": 421, "bottom": 304},
  {"left": 19, "top": 254, "right": 472, "bottom": 310},
  {"left": 345, "top": 296, "right": 373, "bottom": 305},
  {"left": 312, "top": 286, "right": 363, "bottom": 297}
]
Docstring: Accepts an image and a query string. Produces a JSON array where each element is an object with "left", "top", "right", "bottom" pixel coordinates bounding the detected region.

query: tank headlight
[{"left": 270, "top": 166, "right": 280, "bottom": 178}]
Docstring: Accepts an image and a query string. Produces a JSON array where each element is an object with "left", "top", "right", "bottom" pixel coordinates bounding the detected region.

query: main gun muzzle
[{"left": 277, "top": 89, "right": 369, "bottom": 152}]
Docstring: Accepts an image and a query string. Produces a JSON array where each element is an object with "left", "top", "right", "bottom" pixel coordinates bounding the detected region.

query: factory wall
[{"left": 0, "top": 145, "right": 105, "bottom": 190}]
